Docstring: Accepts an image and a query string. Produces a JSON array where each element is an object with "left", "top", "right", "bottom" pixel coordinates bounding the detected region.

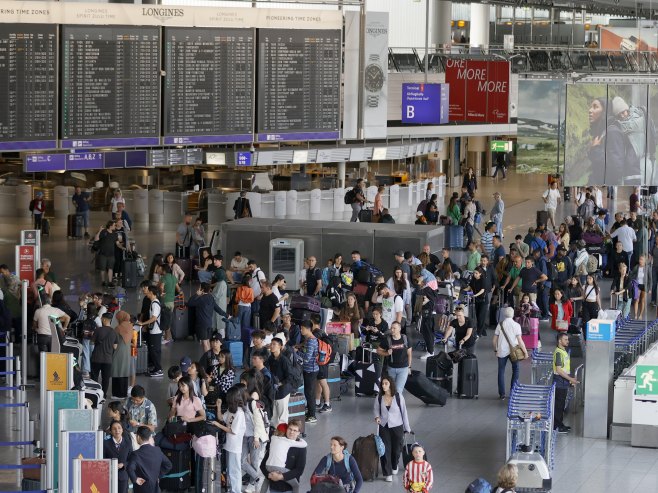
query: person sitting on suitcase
[
  {"left": 260, "top": 421, "right": 307, "bottom": 493},
  {"left": 126, "top": 426, "right": 172, "bottom": 493}
]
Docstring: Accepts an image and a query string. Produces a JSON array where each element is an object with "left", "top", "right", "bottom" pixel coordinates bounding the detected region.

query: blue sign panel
[
  {"left": 66, "top": 152, "right": 104, "bottom": 170},
  {"left": 586, "top": 319, "right": 616, "bottom": 341},
  {"left": 401, "top": 83, "right": 449, "bottom": 124},
  {"left": 236, "top": 151, "right": 252, "bottom": 166},
  {"left": 24, "top": 154, "right": 66, "bottom": 172},
  {"left": 64, "top": 431, "right": 100, "bottom": 493}
]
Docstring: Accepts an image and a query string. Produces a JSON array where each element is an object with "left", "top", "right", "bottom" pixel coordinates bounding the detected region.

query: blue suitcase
[
  {"left": 227, "top": 340, "right": 243, "bottom": 368},
  {"left": 445, "top": 225, "right": 464, "bottom": 249}
]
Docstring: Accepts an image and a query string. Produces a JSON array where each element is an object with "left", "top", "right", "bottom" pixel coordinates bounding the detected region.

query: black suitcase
[
  {"left": 537, "top": 210, "right": 549, "bottom": 228},
  {"left": 426, "top": 364, "right": 452, "bottom": 393},
  {"left": 160, "top": 447, "right": 192, "bottom": 491},
  {"left": 291, "top": 308, "right": 315, "bottom": 324},
  {"left": 569, "top": 332, "right": 585, "bottom": 358},
  {"left": 122, "top": 258, "right": 138, "bottom": 288},
  {"left": 171, "top": 306, "right": 190, "bottom": 341},
  {"left": 405, "top": 370, "right": 448, "bottom": 406},
  {"left": 67, "top": 214, "right": 83, "bottom": 239},
  {"left": 327, "top": 362, "right": 341, "bottom": 401},
  {"left": 41, "top": 218, "right": 50, "bottom": 236},
  {"left": 358, "top": 209, "right": 373, "bottom": 223},
  {"left": 457, "top": 354, "right": 479, "bottom": 399},
  {"left": 354, "top": 360, "right": 381, "bottom": 396}
]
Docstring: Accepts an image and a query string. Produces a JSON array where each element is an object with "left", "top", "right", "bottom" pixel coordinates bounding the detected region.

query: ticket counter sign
[
  {"left": 15, "top": 245, "right": 36, "bottom": 283},
  {"left": 636, "top": 365, "right": 658, "bottom": 396},
  {"left": 586, "top": 319, "right": 616, "bottom": 341}
]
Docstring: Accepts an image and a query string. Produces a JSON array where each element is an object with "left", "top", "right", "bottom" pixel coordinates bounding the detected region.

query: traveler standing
[
  {"left": 110, "top": 189, "right": 125, "bottom": 216},
  {"left": 552, "top": 333, "right": 579, "bottom": 433},
  {"left": 103, "top": 420, "right": 132, "bottom": 493},
  {"left": 175, "top": 212, "right": 193, "bottom": 259},
  {"left": 136, "top": 286, "right": 163, "bottom": 377},
  {"left": 188, "top": 282, "right": 228, "bottom": 353},
  {"left": 29, "top": 191, "right": 45, "bottom": 230},
  {"left": 373, "top": 375, "right": 411, "bottom": 482},
  {"left": 72, "top": 186, "right": 91, "bottom": 238},
  {"left": 233, "top": 191, "right": 253, "bottom": 219},
  {"left": 125, "top": 427, "right": 172, "bottom": 493},
  {"left": 493, "top": 307, "right": 528, "bottom": 399},
  {"left": 94, "top": 221, "right": 124, "bottom": 288},
  {"left": 298, "top": 321, "right": 319, "bottom": 423},
  {"left": 377, "top": 322, "right": 411, "bottom": 392},
  {"left": 542, "top": 181, "right": 561, "bottom": 230},
  {"left": 349, "top": 179, "right": 367, "bottom": 222},
  {"left": 491, "top": 192, "right": 505, "bottom": 238},
  {"left": 111, "top": 311, "right": 133, "bottom": 399},
  {"left": 462, "top": 167, "right": 477, "bottom": 196},
  {"left": 91, "top": 312, "right": 118, "bottom": 396}
]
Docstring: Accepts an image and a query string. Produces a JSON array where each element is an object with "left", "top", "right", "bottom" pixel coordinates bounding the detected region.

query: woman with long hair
[
  {"left": 612, "top": 262, "right": 632, "bottom": 318},
  {"left": 168, "top": 375, "right": 206, "bottom": 424},
  {"left": 187, "top": 361, "right": 208, "bottom": 400},
  {"left": 557, "top": 223, "right": 570, "bottom": 250},
  {"left": 564, "top": 276, "right": 584, "bottom": 319},
  {"left": 549, "top": 289, "right": 574, "bottom": 332},
  {"left": 235, "top": 274, "right": 255, "bottom": 331},
  {"left": 387, "top": 265, "right": 412, "bottom": 322},
  {"left": 194, "top": 247, "right": 215, "bottom": 283},
  {"left": 338, "top": 292, "right": 364, "bottom": 337},
  {"left": 462, "top": 167, "right": 477, "bottom": 196},
  {"left": 212, "top": 386, "right": 246, "bottom": 493},
  {"left": 447, "top": 196, "right": 461, "bottom": 226},
  {"left": 164, "top": 252, "right": 186, "bottom": 284},
  {"left": 216, "top": 349, "right": 236, "bottom": 401},
  {"left": 147, "top": 253, "right": 164, "bottom": 283},
  {"left": 373, "top": 375, "right": 411, "bottom": 483},
  {"left": 238, "top": 376, "right": 269, "bottom": 492},
  {"left": 630, "top": 254, "right": 652, "bottom": 319},
  {"left": 582, "top": 274, "right": 601, "bottom": 325}
]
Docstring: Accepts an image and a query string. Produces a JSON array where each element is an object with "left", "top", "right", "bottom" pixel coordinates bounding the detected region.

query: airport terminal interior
[{"left": 2, "top": 0, "right": 658, "bottom": 492}]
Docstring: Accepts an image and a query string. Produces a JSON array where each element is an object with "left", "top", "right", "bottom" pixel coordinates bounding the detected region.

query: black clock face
[{"left": 365, "top": 64, "right": 385, "bottom": 92}]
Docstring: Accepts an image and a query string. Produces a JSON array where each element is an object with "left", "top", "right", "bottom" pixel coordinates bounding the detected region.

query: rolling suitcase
[
  {"left": 445, "top": 225, "right": 464, "bottom": 249},
  {"left": 405, "top": 370, "right": 448, "bottom": 406},
  {"left": 287, "top": 393, "right": 306, "bottom": 434},
  {"left": 122, "top": 258, "right": 138, "bottom": 288},
  {"left": 536, "top": 210, "right": 549, "bottom": 228},
  {"left": 135, "top": 329, "right": 149, "bottom": 374},
  {"left": 290, "top": 308, "right": 314, "bottom": 324},
  {"left": 175, "top": 257, "right": 192, "bottom": 282},
  {"left": 290, "top": 295, "right": 321, "bottom": 313},
  {"left": 226, "top": 340, "right": 243, "bottom": 368},
  {"left": 457, "top": 354, "right": 479, "bottom": 399},
  {"left": 354, "top": 360, "right": 381, "bottom": 397},
  {"left": 402, "top": 432, "right": 427, "bottom": 468},
  {"left": 327, "top": 363, "right": 341, "bottom": 401},
  {"left": 21, "top": 478, "right": 40, "bottom": 491},
  {"left": 195, "top": 456, "right": 217, "bottom": 493},
  {"left": 171, "top": 306, "right": 189, "bottom": 340},
  {"left": 160, "top": 447, "right": 192, "bottom": 491},
  {"left": 67, "top": 214, "right": 84, "bottom": 239},
  {"left": 358, "top": 208, "right": 373, "bottom": 223},
  {"left": 41, "top": 218, "right": 50, "bottom": 237},
  {"left": 426, "top": 352, "right": 453, "bottom": 393},
  {"left": 351, "top": 434, "right": 379, "bottom": 481},
  {"left": 569, "top": 332, "right": 585, "bottom": 358}
]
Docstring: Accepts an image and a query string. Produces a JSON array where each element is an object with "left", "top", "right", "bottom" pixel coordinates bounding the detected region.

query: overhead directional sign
[{"left": 401, "top": 83, "right": 449, "bottom": 124}]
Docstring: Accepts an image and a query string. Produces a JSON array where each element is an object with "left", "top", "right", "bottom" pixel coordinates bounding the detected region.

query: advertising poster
[
  {"left": 565, "top": 83, "right": 654, "bottom": 186},
  {"left": 61, "top": 431, "right": 102, "bottom": 493},
  {"left": 362, "top": 11, "right": 389, "bottom": 138},
  {"left": 445, "top": 59, "right": 509, "bottom": 123},
  {"left": 517, "top": 80, "right": 566, "bottom": 174},
  {"left": 600, "top": 26, "right": 658, "bottom": 52}
]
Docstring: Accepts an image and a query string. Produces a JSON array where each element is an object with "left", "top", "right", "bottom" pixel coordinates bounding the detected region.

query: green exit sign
[{"left": 490, "top": 140, "right": 510, "bottom": 152}]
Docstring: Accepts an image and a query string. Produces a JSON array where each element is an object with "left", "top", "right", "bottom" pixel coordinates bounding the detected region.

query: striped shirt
[
  {"left": 404, "top": 460, "right": 433, "bottom": 492},
  {"left": 481, "top": 232, "right": 494, "bottom": 256}
]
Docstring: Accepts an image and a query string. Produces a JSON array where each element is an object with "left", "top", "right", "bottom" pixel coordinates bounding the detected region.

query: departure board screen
[
  {"left": 61, "top": 25, "right": 161, "bottom": 148},
  {"left": 0, "top": 24, "right": 57, "bottom": 151},
  {"left": 257, "top": 29, "right": 341, "bottom": 142},
  {"left": 164, "top": 27, "right": 254, "bottom": 145}
]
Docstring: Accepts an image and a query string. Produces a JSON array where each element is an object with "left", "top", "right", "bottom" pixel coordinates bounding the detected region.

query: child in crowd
[
  {"left": 167, "top": 365, "right": 182, "bottom": 406},
  {"left": 262, "top": 423, "right": 307, "bottom": 493},
  {"left": 518, "top": 293, "right": 540, "bottom": 316},
  {"left": 404, "top": 443, "right": 433, "bottom": 493}
]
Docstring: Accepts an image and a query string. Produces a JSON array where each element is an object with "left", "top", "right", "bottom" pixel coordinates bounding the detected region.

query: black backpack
[{"left": 344, "top": 188, "right": 357, "bottom": 205}]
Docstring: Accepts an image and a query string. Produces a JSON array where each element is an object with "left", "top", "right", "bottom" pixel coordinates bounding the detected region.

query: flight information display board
[
  {"left": 0, "top": 24, "right": 57, "bottom": 151},
  {"left": 257, "top": 29, "right": 341, "bottom": 142},
  {"left": 164, "top": 27, "right": 254, "bottom": 145},
  {"left": 61, "top": 25, "right": 161, "bottom": 148}
]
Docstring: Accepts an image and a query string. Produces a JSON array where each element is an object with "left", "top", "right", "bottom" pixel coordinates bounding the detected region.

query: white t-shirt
[
  {"left": 249, "top": 268, "right": 266, "bottom": 298},
  {"left": 495, "top": 319, "right": 522, "bottom": 358},
  {"left": 223, "top": 408, "right": 246, "bottom": 454},
  {"left": 379, "top": 294, "right": 405, "bottom": 326},
  {"left": 110, "top": 196, "right": 125, "bottom": 214},
  {"left": 611, "top": 225, "right": 636, "bottom": 252},
  {"left": 149, "top": 300, "right": 162, "bottom": 335},
  {"left": 593, "top": 188, "right": 603, "bottom": 208},
  {"left": 33, "top": 305, "right": 66, "bottom": 335},
  {"left": 543, "top": 188, "right": 560, "bottom": 210},
  {"left": 584, "top": 285, "right": 598, "bottom": 302},
  {"left": 231, "top": 257, "right": 248, "bottom": 272}
]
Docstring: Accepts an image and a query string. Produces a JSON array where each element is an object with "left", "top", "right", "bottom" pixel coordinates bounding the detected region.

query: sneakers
[
  {"left": 148, "top": 370, "right": 164, "bottom": 377},
  {"left": 161, "top": 339, "right": 173, "bottom": 345},
  {"left": 499, "top": 394, "right": 506, "bottom": 400},
  {"left": 319, "top": 404, "right": 333, "bottom": 413},
  {"left": 537, "top": 340, "right": 542, "bottom": 349},
  {"left": 392, "top": 468, "right": 398, "bottom": 475},
  {"left": 419, "top": 352, "right": 434, "bottom": 360},
  {"left": 385, "top": 476, "right": 393, "bottom": 482},
  {"left": 244, "top": 482, "right": 256, "bottom": 493},
  {"left": 555, "top": 425, "right": 570, "bottom": 434},
  {"left": 305, "top": 416, "right": 317, "bottom": 423}
]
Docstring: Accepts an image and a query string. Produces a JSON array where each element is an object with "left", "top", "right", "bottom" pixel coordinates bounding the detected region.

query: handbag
[
  {"left": 556, "top": 320, "right": 569, "bottom": 332},
  {"left": 448, "top": 348, "right": 468, "bottom": 363},
  {"left": 163, "top": 417, "right": 187, "bottom": 438},
  {"left": 310, "top": 474, "right": 341, "bottom": 487},
  {"left": 500, "top": 324, "right": 526, "bottom": 363}
]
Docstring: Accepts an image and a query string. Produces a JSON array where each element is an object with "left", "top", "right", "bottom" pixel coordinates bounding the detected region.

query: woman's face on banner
[{"left": 589, "top": 99, "right": 604, "bottom": 124}]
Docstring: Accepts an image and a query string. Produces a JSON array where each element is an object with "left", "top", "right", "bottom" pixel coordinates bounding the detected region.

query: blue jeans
[
  {"left": 81, "top": 339, "right": 94, "bottom": 374},
  {"left": 494, "top": 218, "right": 503, "bottom": 237},
  {"left": 386, "top": 366, "right": 409, "bottom": 394},
  {"left": 226, "top": 450, "right": 242, "bottom": 493},
  {"left": 238, "top": 305, "right": 251, "bottom": 331},
  {"left": 497, "top": 355, "right": 519, "bottom": 397},
  {"left": 465, "top": 223, "right": 474, "bottom": 246},
  {"left": 197, "top": 270, "right": 213, "bottom": 283}
]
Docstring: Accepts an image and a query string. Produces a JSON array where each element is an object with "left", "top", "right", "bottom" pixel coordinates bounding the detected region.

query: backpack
[
  {"left": 285, "top": 347, "right": 304, "bottom": 389},
  {"left": 253, "top": 399, "right": 271, "bottom": 429},
  {"left": 416, "top": 199, "right": 428, "bottom": 213},
  {"left": 323, "top": 451, "right": 355, "bottom": 484},
  {"left": 316, "top": 335, "right": 334, "bottom": 366},
  {"left": 81, "top": 318, "right": 97, "bottom": 340},
  {"left": 355, "top": 262, "right": 384, "bottom": 286},
  {"left": 586, "top": 254, "right": 599, "bottom": 274},
  {"left": 29, "top": 199, "right": 35, "bottom": 212},
  {"left": 465, "top": 478, "right": 494, "bottom": 493},
  {"left": 547, "top": 260, "right": 558, "bottom": 282},
  {"left": 344, "top": 188, "right": 357, "bottom": 205}
]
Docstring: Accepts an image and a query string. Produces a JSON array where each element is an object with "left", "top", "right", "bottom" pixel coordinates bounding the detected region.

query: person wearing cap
[
  {"left": 492, "top": 307, "right": 528, "bottom": 399},
  {"left": 414, "top": 210, "right": 427, "bottom": 225},
  {"left": 126, "top": 426, "right": 172, "bottom": 493},
  {"left": 188, "top": 282, "right": 229, "bottom": 353},
  {"left": 490, "top": 192, "right": 505, "bottom": 238},
  {"left": 200, "top": 332, "right": 223, "bottom": 380},
  {"left": 91, "top": 311, "right": 119, "bottom": 396},
  {"left": 29, "top": 191, "right": 46, "bottom": 230},
  {"left": 179, "top": 356, "right": 192, "bottom": 376}
]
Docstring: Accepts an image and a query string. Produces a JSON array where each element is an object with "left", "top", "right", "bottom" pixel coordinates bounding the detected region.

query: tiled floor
[{"left": 1, "top": 172, "right": 656, "bottom": 492}]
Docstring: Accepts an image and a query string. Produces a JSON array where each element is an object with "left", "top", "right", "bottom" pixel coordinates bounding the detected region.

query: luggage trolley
[{"left": 530, "top": 350, "right": 554, "bottom": 386}]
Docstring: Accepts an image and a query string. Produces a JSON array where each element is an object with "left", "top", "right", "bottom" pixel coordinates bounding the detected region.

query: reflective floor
[{"left": 1, "top": 172, "right": 657, "bottom": 493}]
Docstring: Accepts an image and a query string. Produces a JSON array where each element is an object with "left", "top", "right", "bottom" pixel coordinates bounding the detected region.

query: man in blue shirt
[
  {"left": 491, "top": 236, "right": 506, "bottom": 268},
  {"left": 71, "top": 186, "right": 91, "bottom": 238},
  {"left": 529, "top": 230, "right": 548, "bottom": 256}
]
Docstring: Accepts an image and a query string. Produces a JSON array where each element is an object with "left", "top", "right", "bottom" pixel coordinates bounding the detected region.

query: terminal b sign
[{"left": 444, "top": 59, "right": 510, "bottom": 123}]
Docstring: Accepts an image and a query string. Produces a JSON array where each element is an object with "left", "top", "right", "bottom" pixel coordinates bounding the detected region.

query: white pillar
[
  {"left": 338, "top": 161, "right": 346, "bottom": 189},
  {"left": 431, "top": 0, "right": 452, "bottom": 48},
  {"left": 470, "top": 3, "right": 490, "bottom": 50}
]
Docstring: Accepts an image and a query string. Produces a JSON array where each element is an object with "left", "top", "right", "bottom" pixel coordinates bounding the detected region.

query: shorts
[
  {"left": 317, "top": 364, "right": 328, "bottom": 380},
  {"left": 78, "top": 210, "right": 89, "bottom": 227},
  {"left": 196, "top": 326, "right": 212, "bottom": 341},
  {"left": 97, "top": 255, "right": 115, "bottom": 271},
  {"left": 639, "top": 284, "right": 646, "bottom": 293}
]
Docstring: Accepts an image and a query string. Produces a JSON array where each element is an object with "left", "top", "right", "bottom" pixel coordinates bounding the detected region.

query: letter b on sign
[{"left": 406, "top": 105, "right": 415, "bottom": 120}]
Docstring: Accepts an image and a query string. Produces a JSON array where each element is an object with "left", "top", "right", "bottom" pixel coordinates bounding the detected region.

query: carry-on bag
[
  {"left": 290, "top": 295, "right": 321, "bottom": 313},
  {"left": 358, "top": 208, "right": 373, "bottom": 223},
  {"left": 457, "top": 354, "right": 479, "bottom": 399},
  {"left": 351, "top": 434, "right": 379, "bottom": 481},
  {"left": 171, "top": 305, "right": 189, "bottom": 341},
  {"left": 134, "top": 327, "right": 149, "bottom": 374},
  {"left": 287, "top": 393, "right": 306, "bottom": 434},
  {"left": 536, "top": 210, "right": 549, "bottom": 228},
  {"left": 226, "top": 340, "right": 243, "bottom": 368},
  {"left": 195, "top": 455, "right": 217, "bottom": 493},
  {"left": 405, "top": 370, "right": 448, "bottom": 406},
  {"left": 122, "top": 258, "right": 138, "bottom": 289},
  {"left": 327, "top": 363, "right": 341, "bottom": 401},
  {"left": 401, "top": 432, "right": 427, "bottom": 467},
  {"left": 67, "top": 214, "right": 84, "bottom": 239},
  {"left": 225, "top": 318, "right": 241, "bottom": 341},
  {"left": 354, "top": 360, "right": 381, "bottom": 397},
  {"left": 160, "top": 447, "right": 192, "bottom": 491}
]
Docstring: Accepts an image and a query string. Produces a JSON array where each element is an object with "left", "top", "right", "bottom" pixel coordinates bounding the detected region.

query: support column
[
  {"left": 470, "top": 3, "right": 490, "bottom": 51},
  {"left": 431, "top": 0, "right": 452, "bottom": 49},
  {"left": 338, "top": 161, "right": 346, "bottom": 189}
]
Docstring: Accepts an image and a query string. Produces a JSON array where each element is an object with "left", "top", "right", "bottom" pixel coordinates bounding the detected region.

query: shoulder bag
[{"left": 500, "top": 324, "right": 526, "bottom": 363}]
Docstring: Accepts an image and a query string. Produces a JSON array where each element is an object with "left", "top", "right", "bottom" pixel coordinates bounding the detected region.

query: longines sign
[{"left": 0, "top": 1, "right": 342, "bottom": 29}]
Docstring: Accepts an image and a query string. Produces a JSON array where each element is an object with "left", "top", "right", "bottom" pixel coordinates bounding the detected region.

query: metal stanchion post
[
  {"left": 21, "top": 280, "right": 28, "bottom": 382},
  {"left": 7, "top": 342, "right": 13, "bottom": 401}
]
